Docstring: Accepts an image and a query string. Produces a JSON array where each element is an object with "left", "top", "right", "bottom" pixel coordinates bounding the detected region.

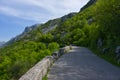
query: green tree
[{"left": 48, "top": 42, "right": 59, "bottom": 52}]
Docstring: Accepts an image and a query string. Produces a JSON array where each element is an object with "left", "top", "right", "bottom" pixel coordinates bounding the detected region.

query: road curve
[{"left": 48, "top": 46, "right": 120, "bottom": 80}]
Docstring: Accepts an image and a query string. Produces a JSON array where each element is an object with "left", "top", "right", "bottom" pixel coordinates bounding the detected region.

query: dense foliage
[
  {"left": 0, "top": 39, "right": 59, "bottom": 80},
  {"left": 0, "top": 0, "right": 120, "bottom": 79},
  {"left": 50, "top": 0, "right": 120, "bottom": 66},
  {"left": 53, "top": 0, "right": 120, "bottom": 66}
]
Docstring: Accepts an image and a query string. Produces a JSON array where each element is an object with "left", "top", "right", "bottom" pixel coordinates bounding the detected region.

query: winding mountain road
[{"left": 48, "top": 46, "right": 120, "bottom": 80}]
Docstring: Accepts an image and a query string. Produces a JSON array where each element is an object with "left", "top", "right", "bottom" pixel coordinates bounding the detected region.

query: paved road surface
[{"left": 48, "top": 46, "right": 120, "bottom": 80}]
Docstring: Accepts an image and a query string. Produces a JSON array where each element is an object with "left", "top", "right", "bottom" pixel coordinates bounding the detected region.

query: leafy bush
[{"left": 48, "top": 42, "right": 59, "bottom": 52}]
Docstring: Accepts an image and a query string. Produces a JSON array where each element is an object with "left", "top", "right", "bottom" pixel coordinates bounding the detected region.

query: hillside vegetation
[{"left": 0, "top": 0, "right": 120, "bottom": 79}]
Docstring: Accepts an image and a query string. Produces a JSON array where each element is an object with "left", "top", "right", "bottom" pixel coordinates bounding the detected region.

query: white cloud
[
  {"left": 0, "top": 0, "right": 89, "bottom": 22},
  {"left": 0, "top": 5, "right": 51, "bottom": 22}
]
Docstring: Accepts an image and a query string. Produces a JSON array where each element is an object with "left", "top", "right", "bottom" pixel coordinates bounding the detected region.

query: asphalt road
[{"left": 48, "top": 46, "right": 120, "bottom": 80}]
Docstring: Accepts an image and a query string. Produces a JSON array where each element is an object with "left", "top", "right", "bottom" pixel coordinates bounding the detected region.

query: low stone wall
[{"left": 19, "top": 46, "right": 71, "bottom": 80}]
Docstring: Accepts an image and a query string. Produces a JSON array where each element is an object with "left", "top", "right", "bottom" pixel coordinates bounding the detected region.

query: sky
[{"left": 0, "top": 0, "right": 89, "bottom": 42}]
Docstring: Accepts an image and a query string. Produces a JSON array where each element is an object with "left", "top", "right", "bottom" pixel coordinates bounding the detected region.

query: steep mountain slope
[
  {"left": 5, "top": 12, "right": 76, "bottom": 46},
  {"left": 0, "top": 41, "right": 5, "bottom": 47},
  {"left": 80, "top": 0, "right": 96, "bottom": 11},
  {"left": 51, "top": 0, "right": 120, "bottom": 65},
  {"left": 0, "top": 0, "right": 120, "bottom": 80},
  {"left": 52, "top": 0, "right": 120, "bottom": 66},
  {"left": 5, "top": 24, "right": 40, "bottom": 45},
  {"left": 0, "top": 12, "right": 77, "bottom": 80}
]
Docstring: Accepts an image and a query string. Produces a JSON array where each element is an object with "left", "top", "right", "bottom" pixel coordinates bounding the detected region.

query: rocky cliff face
[
  {"left": 4, "top": 24, "right": 40, "bottom": 45},
  {"left": 61, "top": 12, "right": 77, "bottom": 22},
  {"left": 4, "top": 12, "right": 76, "bottom": 46}
]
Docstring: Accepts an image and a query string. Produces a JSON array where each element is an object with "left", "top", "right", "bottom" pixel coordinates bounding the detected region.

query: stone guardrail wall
[{"left": 19, "top": 46, "right": 71, "bottom": 80}]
